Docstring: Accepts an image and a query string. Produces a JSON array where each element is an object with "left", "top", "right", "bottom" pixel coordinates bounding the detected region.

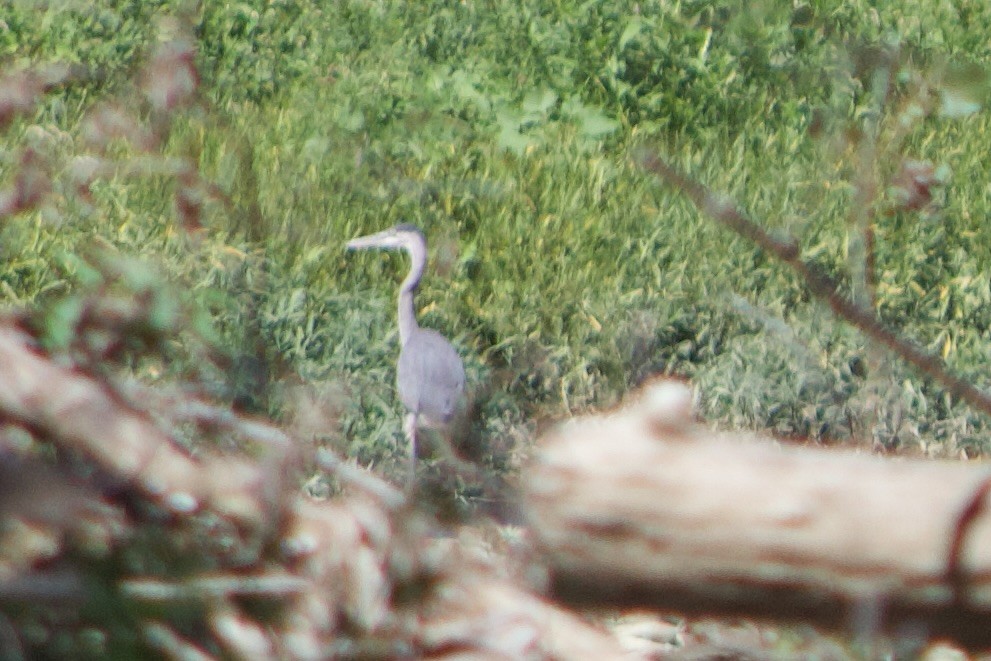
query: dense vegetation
[{"left": 5, "top": 0, "right": 991, "bottom": 483}]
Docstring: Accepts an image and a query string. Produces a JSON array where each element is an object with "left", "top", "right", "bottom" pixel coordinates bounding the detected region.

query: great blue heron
[{"left": 346, "top": 224, "right": 466, "bottom": 485}]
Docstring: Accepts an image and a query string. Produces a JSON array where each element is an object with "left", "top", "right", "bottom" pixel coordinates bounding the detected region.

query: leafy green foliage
[
  {"left": 196, "top": 0, "right": 326, "bottom": 103},
  {"left": 5, "top": 0, "right": 991, "bottom": 482}
]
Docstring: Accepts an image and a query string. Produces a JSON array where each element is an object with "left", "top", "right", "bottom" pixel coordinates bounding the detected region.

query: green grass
[{"left": 6, "top": 0, "right": 991, "bottom": 476}]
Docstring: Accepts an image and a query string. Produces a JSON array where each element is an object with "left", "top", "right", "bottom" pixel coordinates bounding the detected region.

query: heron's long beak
[{"left": 346, "top": 229, "right": 395, "bottom": 251}]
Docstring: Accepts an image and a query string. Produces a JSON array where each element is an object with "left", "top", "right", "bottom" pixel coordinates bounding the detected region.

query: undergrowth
[{"left": 4, "top": 0, "right": 991, "bottom": 479}]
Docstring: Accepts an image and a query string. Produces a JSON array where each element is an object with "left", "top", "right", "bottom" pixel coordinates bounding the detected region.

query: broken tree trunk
[{"left": 522, "top": 381, "right": 991, "bottom": 650}]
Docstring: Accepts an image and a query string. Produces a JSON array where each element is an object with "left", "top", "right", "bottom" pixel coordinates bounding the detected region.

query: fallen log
[{"left": 522, "top": 380, "right": 991, "bottom": 649}]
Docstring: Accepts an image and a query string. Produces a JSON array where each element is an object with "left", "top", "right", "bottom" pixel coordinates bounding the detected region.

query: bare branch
[
  {"left": 0, "top": 571, "right": 86, "bottom": 604},
  {"left": 639, "top": 152, "right": 991, "bottom": 418},
  {"left": 143, "top": 622, "right": 216, "bottom": 661},
  {"left": 0, "top": 325, "right": 279, "bottom": 523},
  {"left": 121, "top": 573, "right": 309, "bottom": 603},
  {"left": 316, "top": 449, "right": 406, "bottom": 509}
]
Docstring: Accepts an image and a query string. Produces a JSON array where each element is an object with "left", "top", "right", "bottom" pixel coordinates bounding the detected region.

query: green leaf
[
  {"left": 522, "top": 89, "right": 557, "bottom": 115},
  {"left": 618, "top": 18, "right": 644, "bottom": 51},
  {"left": 577, "top": 109, "right": 620, "bottom": 138},
  {"left": 939, "top": 62, "right": 989, "bottom": 118},
  {"left": 497, "top": 123, "right": 531, "bottom": 155},
  {"left": 58, "top": 252, "right": 102, "bottom": 288},
  {"left": 44, "top": 297, "right": 84, "bottom": 350},
  {"left": 450, "top": 69, "right": 491, "bottom": 114},
  {"left": 148, "top": 291, "right": 179, "bottom": 333},
  {"left": 335, "top": 108, "right": 365, "bottom": 132}
]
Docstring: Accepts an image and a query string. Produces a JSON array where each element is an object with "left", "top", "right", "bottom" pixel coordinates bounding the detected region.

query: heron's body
[
  {"left": 346, "top": 224, "right": 465, "bottom": 485},
  {"left": 398, "top": 328, "right": 464, "bottom": 425}
]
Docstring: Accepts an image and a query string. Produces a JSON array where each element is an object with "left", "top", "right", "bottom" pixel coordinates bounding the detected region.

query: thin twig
[
  {"left": 316, "top": 449, "right": 406, "bottom": 509},
  {"left": 122, "top": 573, "right": 309, "bottom": 603},
  {"left": 0, "top": 326, "right": 271, "bottom": 518},
  {"left": 640, "top": 152, "right": 991, "bottom": 418},
  {"left": 0, "top": 571, "right": 87, "bottom": 604},
  {"left": 171, "top": 398, "right": 294, "bottom": 453},
  {"left": 143, "top": 622, "right": 216, "bottom": 661},
  {"left": 946, "top": 473, "right": 991, "bottom": 606}
]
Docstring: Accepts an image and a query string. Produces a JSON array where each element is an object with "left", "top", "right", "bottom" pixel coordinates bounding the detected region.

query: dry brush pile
[
  {"left": 0, "top": 315, "right": 639, "bottom": 659},
  {"left": 0, "top": 25, "right": 639, "bottom": 660}
]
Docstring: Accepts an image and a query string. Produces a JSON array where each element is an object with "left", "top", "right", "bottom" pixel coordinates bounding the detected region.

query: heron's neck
[{"left": 398, "top": 241, "right": 427, "bottom": 346}]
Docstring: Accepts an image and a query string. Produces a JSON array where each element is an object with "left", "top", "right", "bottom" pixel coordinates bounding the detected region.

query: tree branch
[{"left": 639, "top": 152, "right": 991, "bottom": 418}]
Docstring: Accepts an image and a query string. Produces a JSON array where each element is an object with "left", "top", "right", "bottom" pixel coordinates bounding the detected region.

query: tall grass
[{"left": 5, "top": 0, "right": 991, "bottom": 476}]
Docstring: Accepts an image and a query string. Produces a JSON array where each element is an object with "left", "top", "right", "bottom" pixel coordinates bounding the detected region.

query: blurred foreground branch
[
  {"left": 0, "top": 324, "right": 280, "bottom": 524},
  {"left": 640, "top": 152, "right": 991, "bottom": 419},
  {"left": 0, "top": 316, "right": 633, "bottom": 659},
  {"left": 523, "top": 380, "right": 991, "bottom": 650}
]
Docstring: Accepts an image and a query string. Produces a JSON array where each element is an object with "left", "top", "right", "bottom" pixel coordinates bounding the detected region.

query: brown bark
[
  {"left": 0, "top": 322, "right": 632, "bottom": 659},
  {"left": 522, "top": 380, "right": 991, "bottom": 650},
  {"left": 0, "top": 325, "right": 281, "bottom": 523}
]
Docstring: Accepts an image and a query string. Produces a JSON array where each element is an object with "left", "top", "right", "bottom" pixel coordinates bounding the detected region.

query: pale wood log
[
  {"left": 281, "top": 499, "right": 633, "bottom": 659},
  {"left": 522, "top": 381, "right": 991, "bottom": 649}
]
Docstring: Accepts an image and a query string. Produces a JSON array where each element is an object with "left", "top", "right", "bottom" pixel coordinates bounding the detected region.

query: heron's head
[{"left": 346, "top": 223, "right": 426, "bottom": 252}]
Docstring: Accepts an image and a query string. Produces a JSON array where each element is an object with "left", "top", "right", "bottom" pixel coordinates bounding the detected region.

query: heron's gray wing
[{"left": 397, "top": 329, "right": 465, "bottom": 423}]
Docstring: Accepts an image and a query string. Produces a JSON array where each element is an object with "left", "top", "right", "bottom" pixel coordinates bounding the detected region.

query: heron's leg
[{"left": 403, "top": 412, "right": 418, "bottom": 488}]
